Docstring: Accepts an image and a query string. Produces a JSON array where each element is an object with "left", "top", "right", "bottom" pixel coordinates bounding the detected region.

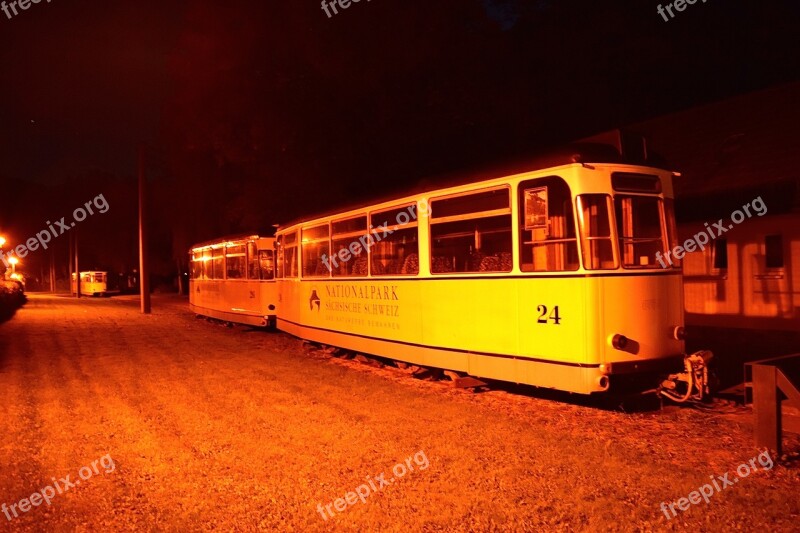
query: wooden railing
[{"left": 745, "top": 353, "right": 800, "bottom": 455}]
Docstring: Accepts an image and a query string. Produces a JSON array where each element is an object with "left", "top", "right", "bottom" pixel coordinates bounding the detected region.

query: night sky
[{"left": 1, "top": 0, "right": 799, "bottom": 279}]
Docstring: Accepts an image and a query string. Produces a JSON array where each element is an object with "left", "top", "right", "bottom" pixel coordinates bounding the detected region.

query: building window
[
  {"left": 765, "top": 234, "right": 783, "bottom": 269},
  {"left": 712, "top": 239, "right": 728, "bottom": 270}
]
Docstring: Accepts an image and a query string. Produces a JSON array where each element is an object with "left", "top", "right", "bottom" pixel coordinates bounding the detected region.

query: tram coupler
[{"left": 658, "top": 350, "right": 714, "bottom": 403}]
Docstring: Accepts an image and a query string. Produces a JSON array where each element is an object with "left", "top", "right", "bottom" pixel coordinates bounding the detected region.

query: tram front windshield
[{"left": 577, "top": 194, "right": 672, "bottom": 270}]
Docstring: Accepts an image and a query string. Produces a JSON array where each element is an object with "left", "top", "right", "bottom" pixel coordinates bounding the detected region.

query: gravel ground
[{"left": 0, "top": 294, "right": 797, "bottom": 532}]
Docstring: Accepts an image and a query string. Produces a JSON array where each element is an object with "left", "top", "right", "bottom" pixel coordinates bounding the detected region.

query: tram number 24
[{"left": 536, "top": 305, "right": 561, "bottom": 325}]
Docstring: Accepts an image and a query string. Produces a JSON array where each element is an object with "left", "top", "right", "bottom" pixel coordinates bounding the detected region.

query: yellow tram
[
  {"left": 274, "top": 149, "right": 688, "bottom": 394},
  {"left": 71, "top": 271, "right": 108, "bottom": 296},
  {"left": 189, "top": 235, "right": 278, "bottom": 327}
]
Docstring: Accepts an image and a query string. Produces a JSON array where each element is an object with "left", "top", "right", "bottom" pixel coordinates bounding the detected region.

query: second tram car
[
  {"left": 189, "top": 235, "right": 278, "bottom": 327},
  {"left": 273, "top": 147, "right": 688, "bottom": 394},
  {"left": 71, "top": 271, "right": 108, "bottom": 296}
]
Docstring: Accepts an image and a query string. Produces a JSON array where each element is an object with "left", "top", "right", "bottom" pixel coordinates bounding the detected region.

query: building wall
[{"left": 679, "top": 212, "right": 800, "bottom": 331}]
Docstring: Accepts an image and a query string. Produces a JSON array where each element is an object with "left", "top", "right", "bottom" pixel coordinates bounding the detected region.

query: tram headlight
[
  {"left": 672, "top": 326, "right": 686, "bottom": 341},
  {"left": 610, "top": 334, "right": 628, "bottom": 351}
]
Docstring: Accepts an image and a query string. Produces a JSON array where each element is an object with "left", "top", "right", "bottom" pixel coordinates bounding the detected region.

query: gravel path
[{"left": 0, "top": 294, "right": 797, "bottom": 531}]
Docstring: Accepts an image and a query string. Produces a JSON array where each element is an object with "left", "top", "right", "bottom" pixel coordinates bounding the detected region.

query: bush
[{"left": 0, "top": 280, "right": 26, "bottom": 322}]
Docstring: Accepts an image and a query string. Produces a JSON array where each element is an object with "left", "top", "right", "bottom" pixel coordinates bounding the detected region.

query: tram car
[
  {"left": 189, "top": 235, "right": 278, "bottom": 327},
  {"left": 71, "top": 271, "right": 107, "bottom": 296},
  {"left": 273, "top": 141, "right": 696, "bottom": 395}
]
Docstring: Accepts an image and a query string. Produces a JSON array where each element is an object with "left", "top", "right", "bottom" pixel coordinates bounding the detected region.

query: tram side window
[
  {"left": 577, "top": 194, "right": 617, "bottom": 270},
  {"left": 370, "top": 205, "right": 419, "bottom": 276},
  {"left": 226, "top": 244, "right": 246, "bottom": 279},
  {"left": 247, "top": 241, "right": 260, "bottom": 279},
  {"left": 202, "top": 249, "right": 212, "bottom": 279},
  {"left": 259, "top": 250, "right": 275, "bottom": 279},
  {"left": 190, "top": 253, "right": 202, "bottom": 279},
  {"left": 280, "top": 232, "right": 299, "bottom": 278},
  {"left": 430, "top": 188, "right": 512, "bottom": 273},
  {"left": 212, "top": 247, "right": 224, "bottom": 279},
  {"left": 331, "top": 216, "right": 368, "bottom": 277},
  {"left": 302, "top": 224, "right": 330, "bottom": 278},
  {"left": 519, "top": 177, "right": 579, "bottom": 272},
  {"left": 275, "top": 238, "right": 283, "bottom": 278},
  {"left": 614, "top": 195, "right": 666, "bottom": 269}
]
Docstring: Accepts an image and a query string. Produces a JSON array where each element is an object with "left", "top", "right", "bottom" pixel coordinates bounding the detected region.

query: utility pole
[
  {"left": 74, "top": 228, "right": 80, "bottom": 298},
  {"left": 50, "top": 249, "right": 55, "bottom": 293},
  {"left": 138, "top": 144, "right": 151, "bottom": 313},
  {"left": 68, "top": 232, "right": 74, "bottom": 296}
]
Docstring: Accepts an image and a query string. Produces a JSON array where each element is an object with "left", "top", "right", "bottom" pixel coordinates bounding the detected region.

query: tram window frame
[
  {"left": 278, "top": 232, "right": 299, "bottom": 278},
  {"left": 211, "top": 247, "right": 224, "bottom": 279},
  {"left": 201, "top": 248, "right": 212, "bottom": 279},
  {"left": 611, "top": 172, "right": 662, "bottom": 194},
  {"left": 226, "top": 244, "right": 247, "bottom": 280},
  {"left": 259, "top": 249, "right": 275, "bottom": 280},
  {"left": 302, "top": 224, "right": 331, "bottom": 278},
  {"left": 275, "top": 237, "right": 283, "bottom": 278},
  {"left": 429, "top": 187, "right": 512, "bottom": 274},
  {"left": 576, "top": 194, "right": 618, "bottom": 270},
  {"left": 518, "top": 177, "right": 579, "bottom": 272},
  {"left": 369, "top": 204, "right": 420, "bottom": 276},
  {"left": 247, "top": 241, "right": 260, "bottom": 279},
  {"left": 614, "top": 194, "right": 667, "bottom": 269},
  {"left": 663, "top": 198, "right": 681, "bottom": 268},
  {"left": 331, "top": 215, "right": 368, "bottom": 277},
  {"left": 190, "top": 251, "right": 203, "bottom": 280}
]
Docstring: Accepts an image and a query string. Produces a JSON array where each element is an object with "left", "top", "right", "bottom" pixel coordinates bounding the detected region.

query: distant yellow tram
[
  {"left": 274, "top": 149, "right": 689, "bottom": 394},
  {"left": 71, "top": 271, "right": 108, "bottom": 296},
  {"left": 189, "top": 235, "right": 278, "bottom": 327}
]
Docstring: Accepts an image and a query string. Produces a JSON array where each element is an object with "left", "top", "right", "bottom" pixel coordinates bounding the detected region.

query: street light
[
  {"left": 0, "top": 236, "right": 6, "bottom": 247},
  {"left": 8, "top": 256, "right": 18, "bottom": 274}
]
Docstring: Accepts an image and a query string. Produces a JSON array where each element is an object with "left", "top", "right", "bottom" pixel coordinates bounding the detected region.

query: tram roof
[
  {"left": 278, "top": 139, "right": 670, "bottom": 229},
  {"left": 189, "top": 233, "right": 270, "bottom": 251}
]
